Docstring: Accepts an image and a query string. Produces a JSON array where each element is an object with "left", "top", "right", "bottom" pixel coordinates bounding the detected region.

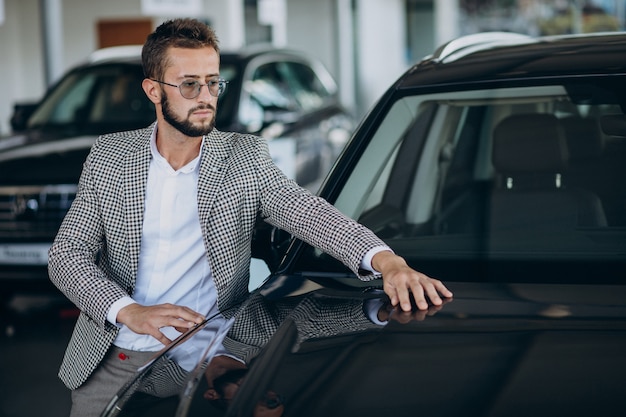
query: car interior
[{"left": 299, "top": 81, "right": 626, "bottom": 283}]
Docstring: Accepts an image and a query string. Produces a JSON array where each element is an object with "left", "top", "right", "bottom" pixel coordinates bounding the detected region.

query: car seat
[{"left": 489, "top": 113, "right": 607, "bottom": 234}]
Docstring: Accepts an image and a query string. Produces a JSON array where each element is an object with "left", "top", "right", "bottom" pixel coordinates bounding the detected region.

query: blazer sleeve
[
  {"left": 254, "top": 138, "right": 386, "bottom": 279},
  {"left": 48, "top": 142, "right": 130, "bottom": 329}
]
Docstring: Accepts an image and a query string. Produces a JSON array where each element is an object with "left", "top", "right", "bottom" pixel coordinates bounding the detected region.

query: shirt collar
[{"left": 149, "top": 124, "right": 204, "bottom": 175}]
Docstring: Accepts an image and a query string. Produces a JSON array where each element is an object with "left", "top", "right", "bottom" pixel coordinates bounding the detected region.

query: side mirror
[
  {"left": 10, "top": 102, "right": 38, "bottom": 132},
  {"left": 251, "top": 217, "right": 292, "bottom": 272}
]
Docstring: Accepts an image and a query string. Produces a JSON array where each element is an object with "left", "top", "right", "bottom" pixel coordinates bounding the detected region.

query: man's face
[{"left": 159, "top": 46, "right": 220, "bottom": 137}]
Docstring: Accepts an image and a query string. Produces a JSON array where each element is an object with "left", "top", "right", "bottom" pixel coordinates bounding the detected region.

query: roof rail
[
  {"left": 429, "top": 32, "right": 533, "bottom": 63},
  {"left": 88, "top": 45, "right": 143, "bottom": 63}
]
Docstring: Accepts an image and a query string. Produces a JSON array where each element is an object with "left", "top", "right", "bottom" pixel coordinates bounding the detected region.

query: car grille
[{"left": 0, "top": 185, "right": 77, "bottom": 239}]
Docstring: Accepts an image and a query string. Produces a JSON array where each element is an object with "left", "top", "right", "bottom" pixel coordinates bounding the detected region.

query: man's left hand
[{"left": 372, "top": 251, "right": 453, "bottom": 312}]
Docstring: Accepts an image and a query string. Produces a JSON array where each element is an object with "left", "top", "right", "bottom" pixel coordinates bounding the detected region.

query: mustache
[{"left": 188, "top": 104, "right": 215, "bottom": 116}]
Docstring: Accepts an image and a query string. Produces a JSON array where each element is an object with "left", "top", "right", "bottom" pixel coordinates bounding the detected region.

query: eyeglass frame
[{"left": 150, "top": 77, "right": 229, "bottom": 99}]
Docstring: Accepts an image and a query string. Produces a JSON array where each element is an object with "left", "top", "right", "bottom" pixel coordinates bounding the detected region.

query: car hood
[
  {"left": 105, "top": 276, "right": 626, "bottom": 417},
  {"left": 0, "top": 134, "right": 95, "bottom": 185},
  {"left": 0, "top": 121, "right": 126, "bottom": 151}
]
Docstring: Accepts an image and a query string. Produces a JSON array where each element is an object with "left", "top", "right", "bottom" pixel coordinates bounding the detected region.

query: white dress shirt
[{"left": 107, "top": 129, "right": 228, "bottom": 370}]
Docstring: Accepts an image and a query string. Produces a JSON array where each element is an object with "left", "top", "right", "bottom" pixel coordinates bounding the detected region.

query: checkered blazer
[{"left": 48, "top": 123, "right": 385, "bottom": 390}]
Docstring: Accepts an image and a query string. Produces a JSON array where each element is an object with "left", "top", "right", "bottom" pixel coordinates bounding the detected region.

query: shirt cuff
[
  {"left": 364, "top": 298, "right": 389, "bottom": 325},
  {"left": 360, "top": 246, "right": 394, "bottom": 273},
  {"left": 107, "top": 296, "right": 137, "bottom": 327}
]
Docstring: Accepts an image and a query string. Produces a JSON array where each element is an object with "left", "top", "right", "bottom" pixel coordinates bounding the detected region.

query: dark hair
[{"left": 142, "top": 18, "right": 220, "bottom": 79}]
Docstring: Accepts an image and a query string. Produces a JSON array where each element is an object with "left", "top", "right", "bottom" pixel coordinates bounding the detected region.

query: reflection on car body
[{"left": 104, "top": 277, "right": 626, "bottom": 417}]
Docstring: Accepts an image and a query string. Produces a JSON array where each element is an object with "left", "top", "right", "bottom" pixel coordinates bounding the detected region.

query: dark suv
[
  {"left": 297, "top": 31, "right": 626, "bottom": 285},
  {"left": 100, "top": 31, "right": 626, "bottom": 417},
  {"left": 0, "top": 45, "right": 353, "bottom": 299}
]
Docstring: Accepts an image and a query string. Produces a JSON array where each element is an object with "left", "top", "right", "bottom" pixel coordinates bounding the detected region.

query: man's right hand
[{"left": 116, "top": 303, "right": 205, "bottom": 346}]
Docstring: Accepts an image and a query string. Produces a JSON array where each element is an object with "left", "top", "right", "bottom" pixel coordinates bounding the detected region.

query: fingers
[
  {"left": 388, "top": 302, "right": 443, "bottom": 323},
  {"left": 410, "top": 277, "right": 445, "bottom": 310},
  {"left": 117, "top": 303, "right": 205, "bottom": 345},
  {"left": 387, "top": 280, "right": 418, "bottom": 312},
  {"left": 155, "top": 303, "right": 205, "bottom": 328},
  {"left": 149, "top": 329, "right": 174, "bottom": 346},
  {"left": 374, "top": 252, "right": 453, "bottom": 312},
  {"left": 174, "top": 325, "right": 195, "bottom": 333},
  {"left": 433, "top": 279, "right": 454, "bottom": 299},
  {"left": 384, "top": 271, "right": 453, "bottom": 312}
]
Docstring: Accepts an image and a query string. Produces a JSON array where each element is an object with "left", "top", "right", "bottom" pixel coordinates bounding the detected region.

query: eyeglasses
[{"left": 151, "top": 78, "right": 228, "bottom": 99}]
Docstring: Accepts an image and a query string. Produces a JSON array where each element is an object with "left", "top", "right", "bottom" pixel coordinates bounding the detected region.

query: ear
[{"left": 142, "top": 78, "right": 161, "bottom": 104}]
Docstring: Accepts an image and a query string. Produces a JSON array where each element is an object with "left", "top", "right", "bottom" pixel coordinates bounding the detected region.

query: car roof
[
  {"left": 86, "top": 44, "right": 312, "bottom": 65},
  {"left": 88, "top": 44, "right": 143, "bottom": 64},
  {"left": 220, "top": 44, "right": 312, "bottom": 62},
  {"left": 398, "top": 31, "right": 626, "bottom": 88}
]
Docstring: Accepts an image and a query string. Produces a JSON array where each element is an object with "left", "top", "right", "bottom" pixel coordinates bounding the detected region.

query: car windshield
[
  {"left": 28, "top": 63, "right": 156, "bottom": 134},
  {"left": 293, "top": 76, "right": 626, "bottom": 284}
]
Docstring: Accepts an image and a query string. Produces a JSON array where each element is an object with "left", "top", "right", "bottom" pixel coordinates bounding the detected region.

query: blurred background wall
[{"left": 0, "top": 0, "right": 624, "bottom": 135}]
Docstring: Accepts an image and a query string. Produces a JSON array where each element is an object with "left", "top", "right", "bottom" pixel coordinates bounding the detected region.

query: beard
[{"left": 161, "top": 91, "right": 216, "bottom": 137}]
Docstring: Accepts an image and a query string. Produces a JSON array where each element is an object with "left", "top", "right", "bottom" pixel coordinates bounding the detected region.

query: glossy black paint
[
  {"left": 104, "top": 275, "right": 626, "bottom": 417},
  {"left": 232, "top": 279, "right": 626, "bottom": 417}
]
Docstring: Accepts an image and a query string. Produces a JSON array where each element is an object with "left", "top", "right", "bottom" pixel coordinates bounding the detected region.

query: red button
[{"left": 118, "top": 353, "right": 128, "bottom": 360}]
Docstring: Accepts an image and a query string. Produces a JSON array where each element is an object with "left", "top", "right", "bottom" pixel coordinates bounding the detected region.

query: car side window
[
  {"left": 28, "top": 64, "right": 154, "bottom": 130},
  {"left": 91, "top": 71, "right": 153, "bottom": 124},
  {"left": 323, "top": 84, "right": 626, "bottom": 282},
  {"left": 248, "top": 62, "right": 297, "bottom": 112},
  {"left": 247, "top": 60, "right": 331, "bottom": 114},
  {"left": 280, "top": 61, "right": 330, "bottom": 112},
  {"left": 29, "top": 72, "right": 96, "bottom": 127}
]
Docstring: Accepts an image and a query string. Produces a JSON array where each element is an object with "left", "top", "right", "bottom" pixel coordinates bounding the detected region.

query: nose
[{"left": 196, "top": 83, "right": 214, "bottom": 101}]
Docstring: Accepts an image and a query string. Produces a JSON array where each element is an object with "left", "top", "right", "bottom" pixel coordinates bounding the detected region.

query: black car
[
  {"left": 5, "top": 45, "right": 352, "bottom": 190},
  {"left": 0, "top": 45, "right": 353, "bottom": 299},
  {"left": 100, "top": 31, "right": 626, "bottom": 416}
]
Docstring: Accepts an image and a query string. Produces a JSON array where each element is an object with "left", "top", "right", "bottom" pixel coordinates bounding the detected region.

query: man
[{"left": 48, "top": 18, "right": 452, "bottom": 416}]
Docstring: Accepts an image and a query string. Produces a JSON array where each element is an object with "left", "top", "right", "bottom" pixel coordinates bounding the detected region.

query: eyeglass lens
[{"left": 179, "top": 80, "right": 226, "bottom": 99}]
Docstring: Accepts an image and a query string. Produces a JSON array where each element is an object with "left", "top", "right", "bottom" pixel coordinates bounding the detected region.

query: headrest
[
  {"left": 492, "top": 114, "right": 569, "bottom": 173},
  {"left": 560, "top": 116, "right": 604, "bottom": 160},
  {"left": 600, "top": 114, "right": 626, "bottom": 137}
]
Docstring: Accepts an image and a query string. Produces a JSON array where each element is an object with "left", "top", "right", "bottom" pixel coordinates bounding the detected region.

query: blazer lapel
[
  {"left": 197, "top": 129, "right": 230, "bottom": 226},
  {"left": 123, "top": 127, "right": 152, "bottom": 283}
]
